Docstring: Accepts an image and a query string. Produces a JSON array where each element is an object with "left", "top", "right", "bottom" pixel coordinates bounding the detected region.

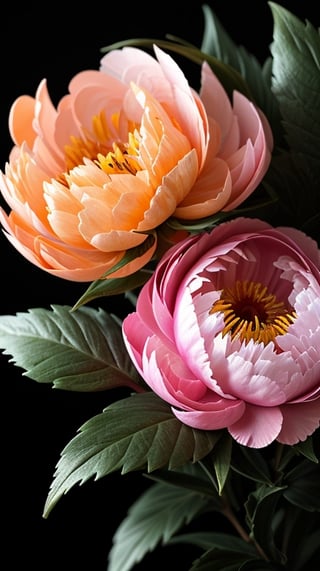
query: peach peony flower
[
  {"left": 0, "top": 46, "right": 273, "bottom": 282},
  {"left": 122, "top": 217, "right": 320, "bottom": 448}
]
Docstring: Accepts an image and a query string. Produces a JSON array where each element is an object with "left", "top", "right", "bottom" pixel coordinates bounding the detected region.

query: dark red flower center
[{"left": 210, "top": 280, "right": 296, "bottom": 345}]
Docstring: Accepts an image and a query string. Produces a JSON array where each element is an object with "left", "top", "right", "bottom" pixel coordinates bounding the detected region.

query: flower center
[
  {"left": 209, "top": 280, "right": 296, "bottom": 345},
  {"left": 61, "top": 111, "right": 141, "bottom": 182},
  {"left": 96, "top": 136, "right": 141, "bottom": 175}
]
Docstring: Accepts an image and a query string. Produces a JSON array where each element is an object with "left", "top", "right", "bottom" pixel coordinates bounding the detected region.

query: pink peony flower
[
  {"left": 0, "top": 46, "right": 272, "bottom": 282},
  {"left": 122, "top": 217, "right": 320, "bottom": 448}
]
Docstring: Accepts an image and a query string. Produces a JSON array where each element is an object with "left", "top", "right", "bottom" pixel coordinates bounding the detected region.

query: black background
[{"left": 1, "top": 2, "right": 318, "bottom": 569}]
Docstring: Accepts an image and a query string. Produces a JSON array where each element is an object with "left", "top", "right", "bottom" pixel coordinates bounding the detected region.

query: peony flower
[
  {"left": 0, "top": 46, "right": 272, "bottom": 282},
  {"left": 123, "top": 217, "right": 320, "bottom": 448}
]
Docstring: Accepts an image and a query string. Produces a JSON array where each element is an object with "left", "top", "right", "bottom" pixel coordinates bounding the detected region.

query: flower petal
[
  {"left": 277, "top": 400, "right": 320, "bottom": 445},
  {"left": 228, "top": 404, "right": 283, "bottom": 448}
]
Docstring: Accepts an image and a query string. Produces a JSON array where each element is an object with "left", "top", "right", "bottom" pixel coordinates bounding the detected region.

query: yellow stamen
[
  {"left": 58, "top": 111, "right": 141, "bottom": 184},
  {"left": 210, "top": 280, "right": 296, "bottom": 345},
  {"left": 96, "top": 140, "right": 141, "bottom": 175}
]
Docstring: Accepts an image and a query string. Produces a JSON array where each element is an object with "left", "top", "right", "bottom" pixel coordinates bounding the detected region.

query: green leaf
[
  {"left": 198, "top": 432, "right": 233, "bottom": 496},
  {"left": 273, "top": 507, "right": 320, "bottom": 570},
  {"left": 265, "top": 152, "right": 320, "bottom": 237},
  {"left": 108, "top": 480, "right": 211, "bottom": 571},
  {"left": 287, "top": 513, "right": 320, "bottom": 571},
  {"left": 266, "top": 4, "right": 320, "bottom": 237},
  {"left": 73, "top": 269, "right": 151, "bottom": 309},
  {"left": 190, "top": 548, "right": 262, "bottom": 571},
  {"left": 145, "top": 461, "right": 223, "bottom": 505},
  {"left": 0, "top": 305, "right": 140, "bottom": 391},
  {"left": 231, "top": 445, "right": 273, "bottom": 485},
  {"left": 292, "top": 527, "right": 320, "bottom": 571},
  {"left": 270, "top": 2, "right": 320, "bottom": 159},
  {"left": 169, "top": 531, "right": 256, "bottom": 556},
  {"left": 245, "top": 484, "right": 286, "bottom": 564},
  {"left": 201, "top": 4, "right": 282, "bottom": 141},
  {"left": 283, "top": 459, "right": 320, "bottom": 511},
  {"left": 293, "top": 433, "right": 319, "bottom": 463},
  {"left": 212, "top": 433, "right": 232, "bottom": 495},
  {"left": 43, "top": 392, "right": 220, "bottom": 517},
  {"left": 73, "top": 234, "right": 156, "bottom": 309}
]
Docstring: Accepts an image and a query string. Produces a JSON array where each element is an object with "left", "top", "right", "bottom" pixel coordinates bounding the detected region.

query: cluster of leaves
[
  {"left": 0, "top": 303, "right": 319, "bottom": 569},
  {"left": 0, "top": 3, "right": 319, "bottom": 570}
]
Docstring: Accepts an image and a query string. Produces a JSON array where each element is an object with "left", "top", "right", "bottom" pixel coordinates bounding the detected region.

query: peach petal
[
  {"left": 175, "top": 157, "right": 232, "bottom": 219},
  {"left": 9, "top": 95, "right": 37, "bottom": 148}
]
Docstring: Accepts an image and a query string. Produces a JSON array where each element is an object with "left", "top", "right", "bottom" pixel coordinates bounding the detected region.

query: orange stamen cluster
[{"left": 61, "top": 111, "right": 141, "bottom": 181}]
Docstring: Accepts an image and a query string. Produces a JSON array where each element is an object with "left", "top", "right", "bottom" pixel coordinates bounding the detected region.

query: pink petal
[
  {"left": 277, "top": 400, "right": 320, "bottom": 445},
  {"left": 174, "top": 399, "right": 245, "bottom": 430},
  {"left": 228, "top": 404, "right": 283, "bottom": 448}
]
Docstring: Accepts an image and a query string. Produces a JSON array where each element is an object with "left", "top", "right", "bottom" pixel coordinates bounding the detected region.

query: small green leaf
[
  {"left": 293, "top": 434, "right": 319, "bottom": 463},
  {"left": 108, "top": 481, "right": 211, "bottom": 571},
  {"left": 245, "top": 484, "right": 286, "bottom": 564},
  {"left": 73, "top": 269, "right": 151, "bottom": 309},
  {"left": 43, "top": 392, "right": 220, "bottom": 517},
  {"left": 73, "top": 234, "right": 156, "bottom": 308},
  {"left": 212, "top": 433, "right": 233, "bottom": 495},
  {"left": 0, "top": 305, "right": 140, "bottom": 391}
]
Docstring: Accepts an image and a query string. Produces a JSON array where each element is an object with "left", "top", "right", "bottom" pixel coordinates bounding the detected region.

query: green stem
[
  {"left": 221, "top": 498, "right": 269, "bottom": 561},
  {"left": 199, "top": 457, "right": 269, "bottom": 561}
]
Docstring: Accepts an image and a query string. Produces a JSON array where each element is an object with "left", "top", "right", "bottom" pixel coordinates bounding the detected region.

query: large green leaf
[
  {"left": 108, "top": 480, "right": 211, "bottom": 571},
  {"left": 264, "top": 4, "right": 320, "bottom": 238},
  {"left": 270, "top": 2, "right": 320, "bottom": 159},
  {"left": 0, "top": 304, "right": 140, "bottom": 391},
  {"left": 43, "top": 392, "right": 220, "bottom": 517}
]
